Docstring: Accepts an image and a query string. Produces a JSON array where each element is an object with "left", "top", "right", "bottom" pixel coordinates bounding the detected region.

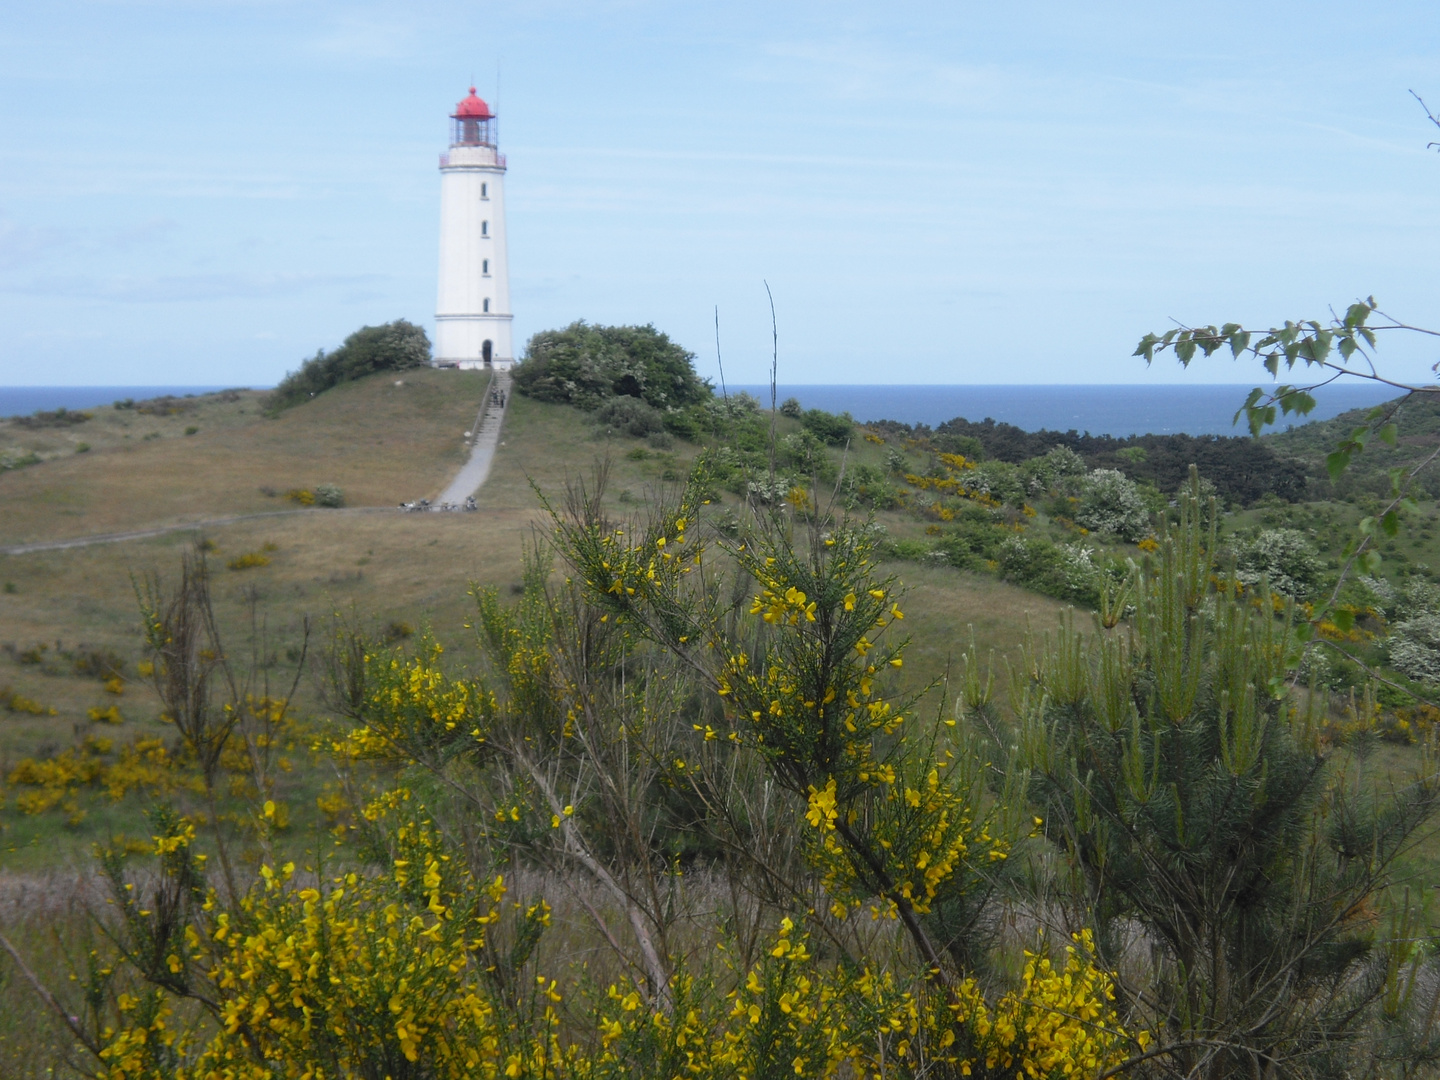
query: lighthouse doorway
[{"left": 482, "top": 340, "right": 493, "bottom": 366}]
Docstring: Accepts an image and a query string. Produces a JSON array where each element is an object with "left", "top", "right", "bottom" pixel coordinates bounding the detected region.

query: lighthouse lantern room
[{"left": 435, "top": 87, "right": 512, "bottom": 369}]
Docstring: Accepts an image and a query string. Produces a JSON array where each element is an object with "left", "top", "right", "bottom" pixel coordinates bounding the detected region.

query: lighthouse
[{"left": 435, "top": 87, "right": 512, "bottom": 369}]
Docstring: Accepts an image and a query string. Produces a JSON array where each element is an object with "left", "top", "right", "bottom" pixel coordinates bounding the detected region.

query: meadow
[{"left": 3, "top": 362, "right": 1439, "bottom": 1079}]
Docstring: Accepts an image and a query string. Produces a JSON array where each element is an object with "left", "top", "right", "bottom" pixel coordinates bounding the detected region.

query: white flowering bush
[
  {"left": 1390, "top": 614, "right": 1440, "bottom": 684},
  {"left": 1075, "top": 468, "right": 1149, "bottom": 541},
  {"left": 314, "top": 482, "right": 345, "bottom": 508},
  {"left": 1232, "top": 528, "right": 1323, "bottom": 600},
  {"left": 1021, "top": 446, "right": 1087, "bottom": 495},
  {"left": 745, "top": 474, "right": 797, "bottom": 504},
  {"left": 960, "top": 460, "right": 1023, "bottom": 504},
  {"left": 996, "top": 536, "right": 1105, "bottom": 604}
]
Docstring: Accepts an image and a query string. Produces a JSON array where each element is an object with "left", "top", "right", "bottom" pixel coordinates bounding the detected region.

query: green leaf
[
  {"left": 1294, "top": 621, "right": 1314, "bottom": 643},
  {"left": 1264, "top": 353, "right": 1280, "bottom": 377},
  {"left": 1332, "top": 607, "right": 1355, "bottom": 634},
  {"left": 1359, "top": 550, "right": 1383, "bottom": 575},
  {"left": 1247, "top": 404, "right": 1277, "bottom": 437},
  {"left": 1176, "top": 338, "right": 1196, "bottom": 365},
  {"left": 1359, "top": 516, "right": 1377, "bottom": 536},
  {"left": 1326, "top": 449, "right": 1352, "bottom": 481},
  {"left": 1302, "top": 330, "right": 1333, "bottom": 363},
  {"left": 1379, "top": 422, "right": 1399, "bottom": 447},
  {"left": 1381, "top": 510, "right": 1400, "bottom": 537},
  {"left": 1344, "top": 301, "right": 1372, "bottom": 328},
  {"left": 1279, "top": 389, "right": 1316, "bottom": 416},
  {"left": 1134, "top": 333, "right": 1160, "bottom": 362},
  {"left": 1232, "top": 388, "right": 1265, "bottom": 429}
]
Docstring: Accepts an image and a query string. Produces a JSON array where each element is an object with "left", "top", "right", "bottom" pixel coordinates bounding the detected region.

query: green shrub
[
  {"left": 661, "top": 408, "right": 704, "bottom": 441},
  {"left": 1229, "top": 527, "right": 1323, "bottom": 600},
  {"left": 513, "top": 321, "right": 711, "bottom": 411},
  {"left": 136, "top": 395, "right": 197, "bottom": 416},
  {"left": 12, "top": 407, "right": 91, "bottom": 430},
  {"left": 383, "top": 620, "right": 415, "bottom": 642},
  {"left": 267, "top": 319, "right": 431, "bottom": 411},
  {"left": 883, "top": 537, "right": 932, "bottom": 561},
  {"left": 75, "top": 442, "right": 90, "bottom": 453},
  {"left": 184, "top": 426, "right": 198, "bottom": 436},
  {"left": 779, "top": 396, "right": 802, "bottom": 418},
  {"left": 800, "top": 407, "right": 853, "bottom": 446},
  {"left": 0, "top": 449, "right": 41, "bottom": 470},
  {"left": 594, "top": 395, "right": 665, "bottom": 437},
  {"left": 932, "top": 432, "right": 984, "bottom": 460},
  {"left": 996, "top": 535, "right": 1103, "bottom": 606},
  {"left": 1074, "top": 468, "right": 1149, "bottom": 541},
  {"left": 314, "top": 483, "right": 345, "bottom": 508}
]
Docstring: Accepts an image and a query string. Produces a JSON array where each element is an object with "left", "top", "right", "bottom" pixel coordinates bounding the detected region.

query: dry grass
[
  {"left": 0, "top": 375, "right": 1070, "bottom": 872},
  {"left": 0, "top": 370, "right": 491, "bottom": 545}
]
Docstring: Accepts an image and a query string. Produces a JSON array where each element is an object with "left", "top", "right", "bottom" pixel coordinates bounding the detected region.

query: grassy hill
[
  {"left": 1265, "top": 389, "right": 1440, "bottom": 502},
  {"left": 0, "top": 372, "right": 1070, "bottom": 871},
  {"left": 0, "top": 369, "right": 493, "bottom": 545},
  {"left": 4, "top": 372, "right": 1440, "bottom": 1080}
]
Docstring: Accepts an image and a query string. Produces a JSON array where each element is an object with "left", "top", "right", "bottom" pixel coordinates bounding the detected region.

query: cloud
[
  {"left": 747, "top": 37, "right": 1015, "bottom": 112},
  {"left": 0, "top": 217, "right": 71, "bottom": 272},
  {"left": 106, "top": 217, "right": 181, "bottom": 251},
  {"left": 2, "top": 270, "right": 386, "bottom": 303},
  {"left": 310, "top": 13, "right": 419, "bottom": 60}
]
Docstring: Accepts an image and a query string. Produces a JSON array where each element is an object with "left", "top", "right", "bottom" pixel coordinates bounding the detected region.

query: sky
[{"left": 1, "top": 1, "right": 1439, "bottom": 388}]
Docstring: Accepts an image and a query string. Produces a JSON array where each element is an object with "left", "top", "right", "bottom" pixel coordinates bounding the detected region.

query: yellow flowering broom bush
[{"left": 13, "top": 474, "right": 1151, "bottom": 1080}]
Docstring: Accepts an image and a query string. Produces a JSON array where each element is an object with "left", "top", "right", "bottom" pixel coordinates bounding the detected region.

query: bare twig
[{"left": 0, "top": 930, "right": 100, "bottom": 1062}]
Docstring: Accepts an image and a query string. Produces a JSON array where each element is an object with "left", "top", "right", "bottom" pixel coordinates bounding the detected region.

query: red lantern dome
[
  {"left": 452, "top": 87, "right": 493, "bottom": 121},
  {"left": 449, "top": 87, "right": 496, "bottom": 148}
]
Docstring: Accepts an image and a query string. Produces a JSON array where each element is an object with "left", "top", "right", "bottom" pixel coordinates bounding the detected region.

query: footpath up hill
[{"left": 0, "top": 369, "right": 488, "bottom": 546}]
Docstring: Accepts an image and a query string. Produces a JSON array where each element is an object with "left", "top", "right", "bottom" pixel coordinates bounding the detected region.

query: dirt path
[
  {"left": 0, "top": 506, "right": 399, "bottom": 556},
  {"left": 436, "top": 369, "right": 510, "bottom": 505}
]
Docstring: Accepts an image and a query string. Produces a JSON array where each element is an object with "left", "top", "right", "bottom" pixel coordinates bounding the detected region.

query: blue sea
[
  {"left": 0, "top": 386, "right": 234, "bottom": 418},
  {"left": 728, "top": 384, "right": 1399, "bottom": 437},
  {"left": 0, "top": 383, "right": 1400, "bottom": 437}
]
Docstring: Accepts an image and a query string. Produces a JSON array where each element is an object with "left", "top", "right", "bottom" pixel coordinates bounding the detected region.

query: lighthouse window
[
  {"left": 481, "top": 221, "right": 489, "bottom": 237},
  {"left": 483, "top": 298, "right": 491, "bottom": 313},
  {"left": 481, "top": 183, "right": 488, "bottom": 198},
  {"left": 482, "top": 259, "right": 490, "bottom": 275}
]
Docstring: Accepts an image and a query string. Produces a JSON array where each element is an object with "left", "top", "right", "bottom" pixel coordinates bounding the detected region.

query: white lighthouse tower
[{"left": 435, "top": 87, "right": 512, "bottom": 369}]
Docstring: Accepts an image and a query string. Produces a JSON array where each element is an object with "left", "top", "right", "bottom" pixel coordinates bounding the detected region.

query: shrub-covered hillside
[{"left": 266, "top": 320, "right": 432, "bottom": 411}]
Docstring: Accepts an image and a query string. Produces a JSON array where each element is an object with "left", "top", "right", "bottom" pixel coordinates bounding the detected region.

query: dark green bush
[
  {"left": 513, "top": 322, "right": 711, "bottom": 411},
  {"left": 995, "top": 535, "right": 1103, "bottom": 607},
  {"left": 933, "top": 520, "right": 1007, "bottom": 568},
  {"left": 932, "top": 432, "right": 984, "bottom": 460},
  {"left": 800, "top": 408, "right": 854, "bottom": 446},
  {"left": 662, "top": 409, "right": 704, "bottom": 442},
  {"left": 13, "top": 407, "right": 91, "bottom": 430},
  {"left": 594, "top": 396, "right": 665, "bottom": 437},
  {"left": 779, "top": 397, "right": 802, "bottom": 418},
  {"left": 267, "top": 320, "right": 431, "bottom": 411}
]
